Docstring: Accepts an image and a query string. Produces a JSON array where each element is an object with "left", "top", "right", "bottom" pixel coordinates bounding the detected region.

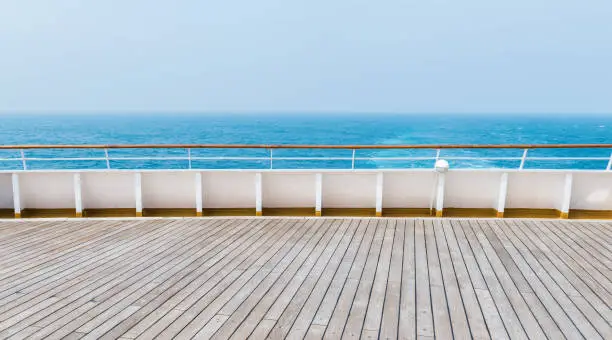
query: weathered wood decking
[{"left": 0, "top": 218, "right": 610, "bottom": 339}]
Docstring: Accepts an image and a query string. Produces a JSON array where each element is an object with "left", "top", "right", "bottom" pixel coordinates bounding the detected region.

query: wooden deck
[{"left": 0, "top": 218, "right": 610, "bottom": 339}]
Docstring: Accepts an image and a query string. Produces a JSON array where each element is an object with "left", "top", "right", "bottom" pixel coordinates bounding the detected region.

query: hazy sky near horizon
[{"left": 1, "top": 0, "right": 611, "bottom": 113}]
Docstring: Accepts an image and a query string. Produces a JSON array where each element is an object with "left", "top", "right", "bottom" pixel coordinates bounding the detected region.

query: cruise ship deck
[{"left": 0, "top": 218, "right": 610, "bottom": 339}]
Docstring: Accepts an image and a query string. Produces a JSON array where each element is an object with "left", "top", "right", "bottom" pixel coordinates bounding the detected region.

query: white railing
[{"left": 0, "top": 144, "right": 611, "bottom": 170}]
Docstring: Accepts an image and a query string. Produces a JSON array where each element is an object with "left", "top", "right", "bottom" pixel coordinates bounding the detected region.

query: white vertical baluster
[
  {"left": 135, "top": 172, "right": 143, "bottom": 217},
  {"left": 20, "top": 149, "right": 26, "bottom": 170},
  {"left": 496, "top": 173, "right": 508, "bottom": 218},
  {"left": 519, "top": 149, "right": 528, "bottom": 170},
  {"left": 12, "top": 173, "right": 21, "bottom": 218},
  {"left": 255, "top": 173, "right": 262, "bottom": 216},
  {"left": 315, "top": 173, "right": 322, "bottom": 216},
  {"left": 74, "top": 173, "right": 83, "bottom": 217},
  {"left": 375, "top": 172, "right": 383, "bottom": 217},
  {"left": 104, "top": 148, "right": 111, "bottom": 169},
  {"left": 351, "top": 149, "right": 356, "bottom": 170},
  {"left": 195, "top": 172, "right": 203, "bottom": 216},
  {"left": 560, "top": 173, "right": 573, "bottom": 219},
  {"left": 188, "top": 148, "right": 192, "bottom": 169},
  {"left": 606, "top": 152, "right": 612, "bottom": 171},
  {"left": 270, "top": 149, "right": 273, "bottom": 169}
]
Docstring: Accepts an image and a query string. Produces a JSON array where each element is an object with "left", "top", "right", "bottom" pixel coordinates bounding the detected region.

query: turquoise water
[{"left": 0, "top": 113, "right": 611, "bottom": 170}]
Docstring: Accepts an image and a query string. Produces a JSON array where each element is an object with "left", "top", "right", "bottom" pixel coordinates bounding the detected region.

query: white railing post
[
  {"left": 519, "top": 149, "right": 528, "bottom": 170},
  {"left": 435, "top": 172, "right": 446, "bottom": 217},
  {"left": 195, "top": 172, "right": 203, "bottom": 216},
  {"left": 607, "top": 152, "right": 612, "bottom": 171},
  {"left": 12, "top": 173, "right": 21, "bottom": 218},
  {"left": 351, "top": 149, "right": 356, "bottom": 170},
  {"left": 187, "top": 148, "right": 192, "bottom": 169},
  {"left": 255, "top": 173, "right": 263, "bottom": 216},
  {"left": 376, "top": 172, "right": 383, "bottom": 217},
  {"left": 315, "top": 173, "right": 322, "bottom": 216},
  {"left": 560, "top": 173, "right": 573, "bottom": 219},
  {"left": 20, "top": 149, "right": 27, "bottom": 170},
  {"left": 104, "top": 148, "right": 111, "bottom": 169},
  {"left": 496, "top": 173, "right": 508, "bottom": 218},
  {"left": 135, "top": 172, "right": 143, "bottom": 217},
  {"left": 435, "top": 149, "right": 441, "bottom": 163},
  {"left": 74, "top": 173, "right": 83, "bottom": 217}
]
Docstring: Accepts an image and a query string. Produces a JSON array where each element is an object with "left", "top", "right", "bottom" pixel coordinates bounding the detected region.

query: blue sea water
[{"left": 0, "top": 113, "right": 611, "bottom": 170}]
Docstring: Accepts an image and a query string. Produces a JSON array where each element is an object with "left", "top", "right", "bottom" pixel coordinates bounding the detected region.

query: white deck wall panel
[
  {"left": 81, "top": 172, "right": 136, "bottom": 209},
  {"left": 1, "top": 170, "right": 611, "bottom": 213},
  {"left": 262, "top": 173, "right": 315, "bottom": 208},
  {"left": 203, "top": 172, "right": 255, "bottom": 208},
  {"left": 571, "top": 172, "right": 612, "bottom": 210},
  {"left": 506, "top": 172, "right": 565, "bottom": 210},
  {"left": 382, "top": 172, "right": 436, "bottom": 208},
  {"left": 0, "top": 174, "right": 13, "bottom": 209},
  {"left": 142, "top": 172, "right": 195, "bottom": 209},
  {"left": 445, "top": 172, "right": 501, "bottom": 209},
  {"left": 322, "top": 173, "right": 377, "bottom": 208},
  {"left": 20, "top": 173, "right": 75, "bottom": 209}
]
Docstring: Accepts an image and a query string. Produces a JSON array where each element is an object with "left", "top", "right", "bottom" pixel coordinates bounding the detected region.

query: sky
[{"left": 0, "top": 0, "right": 611, "bottom": 114}]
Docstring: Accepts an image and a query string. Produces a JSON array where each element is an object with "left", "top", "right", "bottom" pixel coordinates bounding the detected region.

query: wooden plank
[
  {"left": 360, "top": 219, "right": 395, "bottom": 337},
  {"left": 543, "top": 221, "right": 612, "bottom": 278},
  {"left": 99, "top": 219, "right": 295, "bottom": 340},
  {"left": 432, "top": 220, "right": 471, "bottom": 339},
  {"left": 341, "top": 219, "right": 385, "bottom": 339},
  {"left": 1, "top": 219, "right": 226, "bottom": 338},
  {"left": 0, "top": 220, "right": 188, "bottom": 332},
  {"left": 525, "top": 220, "right": 612, "bottom": 306},
  {"left": 322, "top": 220, "right": 378, "bottom": 339},
  {"left": 458, "top": 220, "right": 528, "bottom": 340},
  {"left": 268, "top": 219, "right": 362, "bottom": 339},
  {"left": 468, "top": 220, "right": 548, "bottom": 339},
  {"left": 442, "top": 220, "right": 490, "bottom": 340},
  {"left": 22, "top": 219, "right": 255, "bottom": 339},
  {"left": 414, "top": 219, "right": 434, "bottom": 339},
  {"left": 506, "top": 219, "right": 612, "bottom": 336},
  {"left": 398, "top": 219, "right": 416, "bottom": 340},
  {"left": 0, "top": 219, "right": 181, "bottom": 307},
  {"left": 424, "top": 218, "right": 453, "bottom": 340},
  {"left": 166, "top": 219, "right": 329, "bottom": 339},
  {"left": 287, "top": 220, "right": 368, "bottom": 340},
  {"left": 378, "top": 219, "right": 404, "bottom": 340},
  {"left": 481, "top": 220, "right": 574, "bottom": 339},
  {"left": 76, "top": 219, "right": 276, "bottom": 339},
  {"left": 489, "top": 219, "right": 602, "bottom": 339},
  {"left": 2, "top": 217, "right": 611, "bottom": 339}
]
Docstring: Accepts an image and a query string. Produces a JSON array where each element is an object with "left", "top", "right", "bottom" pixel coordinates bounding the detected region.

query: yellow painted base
[
  {"left": 435, "top": 210, "right": 443, "bottom": 217},
  {"left": 560, "top": 212, "right": 569, "bottom": 219},
  {"left": 76, "top": 212, "right": 83, "bottom": 218},
  {"left": 196, "top": 211, "right": 203, "bottom": 217},
  {"left": 136, "top": 211, "right": 143, "bottom": 217},
  {"left": 255, "top": 211, "right": 263, "bottom": 216},
  {"left": 375, "top": 211, "right": 382, "bottom": 217},
  {"left": 14, "top": 212, "right": 21, "bottom": 219},
  {"left": 315, "top": 211, "right": 322, "bottom": 217},
  {"left": 568, "top": 209, "right": 612, "bottom": 219},
  {"left": 496, "top": 211, "right": 504, "bottom": 218}
]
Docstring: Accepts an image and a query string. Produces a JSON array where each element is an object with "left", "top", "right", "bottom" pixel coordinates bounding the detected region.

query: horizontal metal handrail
[
  {"left": 1, "top": 144, "right": 611, "bottom": 171},
  {"left": 1, "top": 143, "right": 612, "bottom": 150}
]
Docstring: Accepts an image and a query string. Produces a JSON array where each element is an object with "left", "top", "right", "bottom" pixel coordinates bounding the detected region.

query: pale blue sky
[{"left": 0, "top": 0, "right": 610, "bottom": 113}]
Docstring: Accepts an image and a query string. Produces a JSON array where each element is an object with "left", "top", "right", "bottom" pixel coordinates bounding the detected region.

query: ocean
[{"left": 0, "top": 113, "right": 611, "bottom": 170}]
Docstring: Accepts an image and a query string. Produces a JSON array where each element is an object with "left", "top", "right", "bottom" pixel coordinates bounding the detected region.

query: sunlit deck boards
[{"left": 0, "top": 218, "right": 610, "bottom": 339}]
